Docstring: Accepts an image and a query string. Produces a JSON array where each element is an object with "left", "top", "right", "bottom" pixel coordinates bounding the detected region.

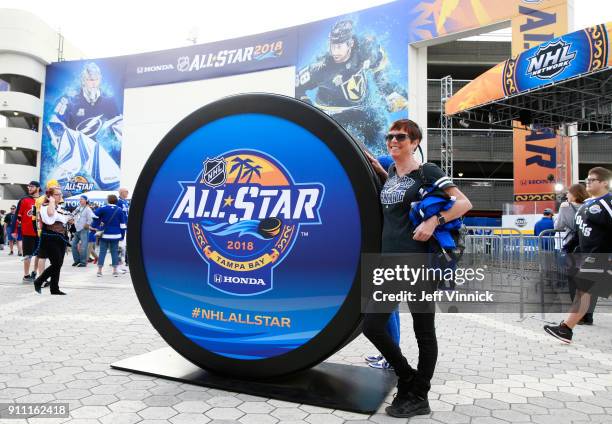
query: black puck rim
[{"left": 128, "top": 93, "right": 381, "bottom": 379}]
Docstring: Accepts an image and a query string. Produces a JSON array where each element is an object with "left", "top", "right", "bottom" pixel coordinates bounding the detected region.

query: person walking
[
  {"left": 555, "top": 184, "right": 594, "bottom": 324},
  {"left": 555, "top": 184, "right": 588, "bottom": 251},
  {"left": 0, "top": 209, "right": 5, "bottom": 250},
  {"left": 14, "top": 181, "right": 41, "bottom": 282},
  {"left": 544, "top": 167, "right": 612, "bottom": 343},
  {"left": 87, "top": 223, "right": 99, "bottom": 265},
  {"left": 363, "top": 119, "right": 472, "bottom": 418},
  {"left": 4, "top": 205, "right": 21, "bottom": 255},
  {"left": 35, "top": 179, "right": 61, "bottom": 282},
  {"left": 92, "top": 194, "right": 126, "bottom": 277},
  {"left": 116, "top": 187, "right": 130, "bottom": 273},
  {"left": 71, "top": 195, "right": 94, "bottom": 267},
  {"left": 34, "top": 188, "right": 72, "bottom": 295}
]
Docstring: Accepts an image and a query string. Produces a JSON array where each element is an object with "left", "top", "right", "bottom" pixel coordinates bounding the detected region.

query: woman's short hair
[
  {"left": 107, "top": 194, "right": 118, "bottom": 205},
  {"left": 389, "top": 119, "right": 422, "bottom": 143},
  {"left": 568, "top": 183, "right": 588, "bottom": 204}
]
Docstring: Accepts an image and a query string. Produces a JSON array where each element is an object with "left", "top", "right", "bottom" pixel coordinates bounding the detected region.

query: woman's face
[
  {"left": 567, "top": 192, "right": 575, "bottom": 203},
  {"left": 386, "top": 129, "right": 417, "bottom": 160},
  {"left": 52, "top": 190, "right": 62, "bottom": 202}
]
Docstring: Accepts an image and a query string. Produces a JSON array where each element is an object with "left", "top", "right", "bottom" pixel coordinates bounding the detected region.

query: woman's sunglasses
[{"left": 385, "top": 133, "right": 410, "bottom": 142}]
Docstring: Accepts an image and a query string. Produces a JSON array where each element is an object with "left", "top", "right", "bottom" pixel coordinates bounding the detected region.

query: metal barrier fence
[{"left": 463, "top": 227, "right": 571, "bottom": 319}]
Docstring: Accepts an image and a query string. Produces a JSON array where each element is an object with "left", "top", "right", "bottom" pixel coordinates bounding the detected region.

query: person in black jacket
[
  {"left": 544, "top": 167, "right": 612, "bottom": 343},
  {"left": 363, "top": 119, "right": 472, "bottom": 418}
]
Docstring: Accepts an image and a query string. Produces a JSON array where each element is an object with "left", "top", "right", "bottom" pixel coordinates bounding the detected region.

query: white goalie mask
[{"left": 81, "top": 62, "right": 102, "bottom": 104}]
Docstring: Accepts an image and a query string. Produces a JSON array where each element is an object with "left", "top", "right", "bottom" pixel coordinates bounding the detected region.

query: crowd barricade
[
  {"left": 463, "top": 227, "right": 569, "bottom": 319},
  {"left": 459, "top": 227, "right": 611, "bottom": 318},
  {"left": 461, "top": 227, "right": 524, "bottom": 314}
]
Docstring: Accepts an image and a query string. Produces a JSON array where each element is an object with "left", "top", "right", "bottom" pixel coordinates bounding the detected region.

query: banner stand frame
[{"left": 111, "top": 347, "right": 397, "bottom": 414}]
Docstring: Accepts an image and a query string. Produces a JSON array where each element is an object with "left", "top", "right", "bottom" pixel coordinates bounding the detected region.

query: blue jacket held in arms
[{"left": 409, "top": 186, "right": 463, "bottom": 251}]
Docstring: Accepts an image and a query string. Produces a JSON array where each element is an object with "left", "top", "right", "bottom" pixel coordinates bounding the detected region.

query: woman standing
[
  {"left": 92, "top": 194, "right": 126, "bottom": 277},
  {"left": 555, "top": 184, "right": 588, "bottom": 252},
  {"left": 364, "top": 119, "right": 472, "bottom": 418},
  {"left": 34, "top": 188, "right": 72, "bottom": 295}
]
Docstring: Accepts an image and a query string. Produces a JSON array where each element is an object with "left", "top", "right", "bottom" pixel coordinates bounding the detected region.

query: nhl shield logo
[
  {"left": 177, "top": 56, "right": 190, "bottom": 72},
  {"left": 201, "top": 158, "right": 227, "bottom": 187},
  {"left": 526, "top": 39, "right": 576, "bottom": 79}
]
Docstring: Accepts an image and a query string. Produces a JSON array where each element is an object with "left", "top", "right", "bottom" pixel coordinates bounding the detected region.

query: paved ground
[{"left": 1, "top": 251, "right": 612, "bottom": 423}]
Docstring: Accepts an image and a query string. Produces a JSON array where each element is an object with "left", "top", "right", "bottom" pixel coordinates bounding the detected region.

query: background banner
[
  {"left": 295, "top": 3, "right": 410, "bottom": 154},
  {"left": 511, "top": 1, "right": 570, "bottom": 212},
  {"left": 40, "top": 58, "right": 126, "bottom": 196},
  {"left": 124, "top": 29, "right": 298, "bottom": 89},
  {"left": 40, "top": 0, "right": 570, "bottom": 196}
]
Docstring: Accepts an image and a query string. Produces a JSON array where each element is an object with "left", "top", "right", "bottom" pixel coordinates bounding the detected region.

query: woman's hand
[
  {"left": 413, "top": 216, "right": 437, "bottom": 241},
  {"left": 364, "top": 151, "right": 388, "bottom": 180}
]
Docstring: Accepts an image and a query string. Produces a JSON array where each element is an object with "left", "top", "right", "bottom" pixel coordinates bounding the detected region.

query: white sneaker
[
  {"left": 96, "top": 270, "right": 102, "bottom": 277},
  {"left": 368, "top": 359, "right": 393, "bottom": 370},
  {"left": 364, "top": 354, "right": 383, "bottom": 363}
]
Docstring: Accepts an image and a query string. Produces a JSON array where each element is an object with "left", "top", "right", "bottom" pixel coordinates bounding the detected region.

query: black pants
[
  {"left": 569, "top": 277, "right": 598, "bottom": 316},
  {"left": 34, "top": 235, "right": 66, "bottom": 293},
  {"left": 363, "top": 310, "right": 437, "bottom": 398},
  {"left": 567, "top": 260, "right": 598, "bottom": 318}
]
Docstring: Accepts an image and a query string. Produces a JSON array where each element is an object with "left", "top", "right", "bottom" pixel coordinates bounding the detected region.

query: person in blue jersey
[
  {"left": 534, "top": 208, "right": 555, "bottom": 236},
  {"left": 91, "top": 194, "right": 126, "bottom": 277},
  {"left": 363, "top": 119, "right": 472, "bottom": 418},
  {"left": 364, "top": 154, "right": 400, "bottom": 370},
  {"left": 4, "top": 205, "right": 21, "bottom": 256},
  {"left": 116, "top": 187, "right": 130, "bottom": 273},
  {"left": 544, "top": 167, "right": 612, "bottom": 343}
]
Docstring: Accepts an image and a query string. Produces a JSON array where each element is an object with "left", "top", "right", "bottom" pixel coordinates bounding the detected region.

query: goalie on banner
[{"left": 46, "top": 62, "right": 122, "bottom": 193}]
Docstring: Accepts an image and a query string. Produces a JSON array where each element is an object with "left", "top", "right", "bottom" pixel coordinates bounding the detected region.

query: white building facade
[{"left": 0, "top": 9, "right": 82, "bottom": 211}]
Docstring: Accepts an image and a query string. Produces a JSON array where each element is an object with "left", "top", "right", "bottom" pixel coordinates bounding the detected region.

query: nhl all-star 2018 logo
[
  {"left": 167, "top": 149, "right": 324, "bottom": 296},
  {"left": 526, "top": 39, "right": 577, "bottom": 79}
]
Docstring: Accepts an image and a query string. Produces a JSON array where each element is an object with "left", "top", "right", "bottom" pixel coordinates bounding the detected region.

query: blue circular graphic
[
  {"left": 142, "top": 113, "right": 360, "bottom": 360},
  {"left": 130, "top": 94, "right": 381, "bottom": 378}
]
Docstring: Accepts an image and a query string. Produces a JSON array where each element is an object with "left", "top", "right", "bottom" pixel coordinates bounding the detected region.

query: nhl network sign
[{"left": 526, "top": 39, "right": 577, "bottom": 79}]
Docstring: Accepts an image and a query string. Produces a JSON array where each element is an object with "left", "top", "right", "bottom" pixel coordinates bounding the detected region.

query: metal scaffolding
[
  {"left": 450, "top": 67, "right": 612, "bottom": 131},
  {"left": 440, "top": 75, "right": 453, "bottom": 179}
]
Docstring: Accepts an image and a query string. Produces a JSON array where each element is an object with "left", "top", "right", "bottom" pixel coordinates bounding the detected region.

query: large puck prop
[{"left": 128, "top": 94, "right": 381, "bottom": 379}]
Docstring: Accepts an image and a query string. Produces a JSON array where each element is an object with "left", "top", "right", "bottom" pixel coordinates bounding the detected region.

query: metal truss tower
[{"left": 440, "top": 75, "right": 453, "bottom": 179}]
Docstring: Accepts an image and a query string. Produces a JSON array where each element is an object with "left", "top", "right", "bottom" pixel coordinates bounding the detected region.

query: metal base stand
[{"left": 111, "top": 347, "right": 397, "bottom": 413}]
